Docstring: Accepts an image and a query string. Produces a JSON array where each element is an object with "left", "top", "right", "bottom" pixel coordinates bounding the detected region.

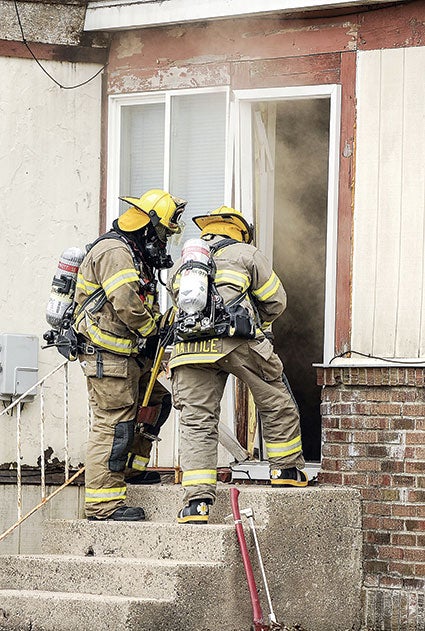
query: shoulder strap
[
  {"left": 86, "top": 230, "right": 140, "bottom": 269},
  {"left": 209, "top": 238, "right": 239, "bottom": 255}
]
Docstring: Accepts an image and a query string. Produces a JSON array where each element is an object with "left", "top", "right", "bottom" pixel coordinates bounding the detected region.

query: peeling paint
[{"left": 116, "top": 32, "right": 144, "bottom": 58}]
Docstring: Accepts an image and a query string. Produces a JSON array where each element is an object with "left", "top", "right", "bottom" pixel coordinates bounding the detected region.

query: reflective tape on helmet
[
  {"left": 85, "top": 486, "right": 126, "bottom": 504},
  {"left": 102, "top": 268, "right": 140, "bottom": 298},
  {"left": 265, "top": 436, "right": 302, "bottom": 458},
  {"left": 182, "top": 469, "right": 217, "bottom": 487},
  {"left": 252, "top": 271, "right": 281, "bottom": 302}
]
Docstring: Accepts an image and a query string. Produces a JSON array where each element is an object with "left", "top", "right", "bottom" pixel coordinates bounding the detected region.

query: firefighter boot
[
  {"left": 270, "top": 467, "right": 308, "bottom": 487},
  {"left": 87, "top": 505, "right": 146, "bottom": 521},
  {"left": 125, "top": 470, "right": 161, "bottom": 484},
  {"left": 177, "top": 498, "right": 212, "bottom": 524}
]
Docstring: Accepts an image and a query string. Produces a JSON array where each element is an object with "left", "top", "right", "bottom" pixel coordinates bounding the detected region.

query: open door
[{"left": 235, "top": 87, "right": 341, "bottom": 463}]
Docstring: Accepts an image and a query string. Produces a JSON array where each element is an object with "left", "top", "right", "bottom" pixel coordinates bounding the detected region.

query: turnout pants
[
  {"left": 172, "top": 337, "right": 305, "bottom": 504},
  {"left": 80, "top": 351, "right": 169, "bottom": 518}
]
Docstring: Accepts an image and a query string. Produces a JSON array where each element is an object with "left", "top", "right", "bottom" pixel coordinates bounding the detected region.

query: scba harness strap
[{"left": 174, "top": 239, "right": 256, "bottom": 343}]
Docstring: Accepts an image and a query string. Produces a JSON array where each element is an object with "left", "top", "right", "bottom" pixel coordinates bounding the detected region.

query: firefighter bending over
[
  {"left": 75, "top": 189, "right": 186, "bottom": 521},
  {"left": 167, "top": 206, "right": 307, "bottom": 525}
]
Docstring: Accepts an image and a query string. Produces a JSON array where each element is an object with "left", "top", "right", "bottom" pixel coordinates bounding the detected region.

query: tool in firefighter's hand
[
  {"left": 230, "top": 487, "right": 282, "bottom": 631},
  {"left": 138, "top": 308, "right": 176, "bottom": 419}
]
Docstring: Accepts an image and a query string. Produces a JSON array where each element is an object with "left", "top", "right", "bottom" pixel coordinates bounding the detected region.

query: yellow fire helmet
[
  {"left": 192, "top": 206, "right": 254, "bottom": 244},
  {"left": 118, "top": 189, "right": 187, "bottom": 234}
]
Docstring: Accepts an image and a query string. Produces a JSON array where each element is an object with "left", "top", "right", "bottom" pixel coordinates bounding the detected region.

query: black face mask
[{"left": 113, "top": 220, "right": 173, "bottom": 270}]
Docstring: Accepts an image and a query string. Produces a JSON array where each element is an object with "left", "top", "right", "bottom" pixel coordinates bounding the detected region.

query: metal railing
[
  {"left": 0, "top": 360, "right": 181, "bottom": 544},
  {"left": 0, "top": 361, "right": 88, "bottom": 543}
]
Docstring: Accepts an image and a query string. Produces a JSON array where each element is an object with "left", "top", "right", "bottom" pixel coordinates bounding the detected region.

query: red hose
[{"left": 230, "top": 487, "right": 268, "bottom": 630}]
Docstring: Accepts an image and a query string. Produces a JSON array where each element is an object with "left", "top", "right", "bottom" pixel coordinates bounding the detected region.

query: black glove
[{"left": 144, "top": 334, "right": 160, "bottom": 360}]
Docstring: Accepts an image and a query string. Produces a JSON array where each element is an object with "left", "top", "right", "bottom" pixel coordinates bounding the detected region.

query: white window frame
[
  {"left": 233, "top": 85, "right": 342, "bottom": 364},
  {"left": 106, "top": 87, "right": 231, "bottom": 229}
]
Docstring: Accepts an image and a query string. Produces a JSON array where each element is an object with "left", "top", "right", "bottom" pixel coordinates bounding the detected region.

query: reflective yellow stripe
[
  {"left": 137, "top": 318, "right": 156, "bottom": 337},
  {"left": 252, "top": 272, "right": 281, "bottom": 302},
  {"left": 76, "top": 272, "right": 101, "bottom": 294},
  {"left": 172, "top": 273, "right": 181, "bottom": 291},
  {"left": 169, "top": 353, "right": 225, "bottom": 369},
  {"left": 129, "top": 455, "right": 149, "bottom": 472},
  {"left": 182, "top": 469, "right": 217, "bottom": 487},
  {"left": 215, "top": 269, "right": 250, "bottom": 291},
  {"left": 102, "top": 268, "right": 140, "bottom": 298},
  {"left": 85, "top": 486, "right": 126, "bottom": 503},
  {"left": 265, "top": 436, "right": 302, "bottom": 458},
  {"left": 86, "top": 318, "right": 136, "bottom": 355}
]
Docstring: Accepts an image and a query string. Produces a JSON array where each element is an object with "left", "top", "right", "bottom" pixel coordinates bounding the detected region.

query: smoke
[{"left": 270, "top": 99, "right": 330, "bottom": 460}]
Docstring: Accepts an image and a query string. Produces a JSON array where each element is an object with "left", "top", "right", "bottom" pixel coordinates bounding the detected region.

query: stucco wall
[{"left": 0, "top": 56, "right": 103, "bottom": 467}]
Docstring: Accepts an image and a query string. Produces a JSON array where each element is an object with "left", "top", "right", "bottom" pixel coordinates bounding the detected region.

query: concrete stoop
[{"left": 0, "top": 485, "right": 363, "bottom": 631}]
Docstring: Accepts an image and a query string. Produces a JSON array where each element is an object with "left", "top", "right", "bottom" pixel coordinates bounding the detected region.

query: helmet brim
[
  {"left": 117, "top": 204, "right": 150, "bottom": 232},
  {"left": 193, "top": 213, "right": 252, "bottom": 236}
]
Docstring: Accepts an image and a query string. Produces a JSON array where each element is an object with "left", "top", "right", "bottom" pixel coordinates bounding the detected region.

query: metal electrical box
[{"left": 0, "top": 334, "right": 39, "bottom": 402}]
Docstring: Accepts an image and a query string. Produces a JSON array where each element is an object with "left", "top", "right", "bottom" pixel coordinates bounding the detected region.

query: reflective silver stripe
[
  {"left": 215, "top": 269, "right": 250, "bottom": 291},
  {"left": 76, "top": 272, "right": 101, "bottom": 294},
  {"left": 85, "top": 486, "right": 126, "bottom": 503},
  {"left": 103, "top": 268, "right": 140, "bottom": 298},
  {"left": 182, "top": 469, "right": 217, "bottom": 487},
  {"left": 130, "top": 455, "right": 149, "bottom": 472},
  {"left": 86, "top": 316, "right": 136, "bottom": 355},
  {"left": 137, "top": 318, "right": 156, "bottom": 337},
  {"left": 265, "top": 436, "right": 302, "bottom": 458},
  {"left": 252, "top": 272, "right": 281, "bottom": 302}
]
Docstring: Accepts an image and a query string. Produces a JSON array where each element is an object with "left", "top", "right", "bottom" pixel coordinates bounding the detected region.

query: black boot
[
  {"left": 270, "top": 467, "right": 308, "bottom": 487},
  {"left": 125, "top": 470, "right": 161, "bottom": 485},
  {"left": 87, "top": 505, "right": 146, "bottom": 521},
  {"left": 177, "top": 498, "right": 212, "bottom": 524}
]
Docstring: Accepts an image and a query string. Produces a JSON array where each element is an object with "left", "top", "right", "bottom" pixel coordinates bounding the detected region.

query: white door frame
[{"left": 233, "top": 85, "right": 341, "bottom": 364}]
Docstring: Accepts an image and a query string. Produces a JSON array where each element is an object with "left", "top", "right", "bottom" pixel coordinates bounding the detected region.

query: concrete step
[
  {"left": 0, "top": 589, "right": 180, "bottom": 631},
  {"left": 126, "top": 482, "right": 271, "bottom": 525},
  {"left": 0, "top": 554, "right": 221, "bottom": 599},
  {"left": 41, "top": 519, "right": 239, "bottom": 562}
]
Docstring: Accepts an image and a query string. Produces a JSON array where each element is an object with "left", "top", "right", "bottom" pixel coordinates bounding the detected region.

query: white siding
[
  {"left": 352, "top": 47, "right": 425, "bottom": 359},
  {"left": 0, "top": 57, "right": 103, "bottom": 465}
]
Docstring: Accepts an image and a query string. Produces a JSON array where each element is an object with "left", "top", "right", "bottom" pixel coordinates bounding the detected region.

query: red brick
[
  {"left": 406, "top": 519, "right": 425, "bottom": 532},
  {"left": 392, "top": 504, "right": 418, "bottom": 518},
  {"left": 381, "top": 517, "right": 405, "bottom": 530},
  {"left": 366, "top": 445, "right": 390, "bottom": 458},
  {"left": 364, "top": 560, "right": 389, "bottom": 574},
  {"left": 376, "top": 403, "right": 402, "bottom": 415},
  {"left": 406, "top": 432, "right": 425, "bottom": 444},
  {"left": 403, "top": 404, "right": 425, "bottom": 416},
  {"left": 389, "top": 561, "right": 415, "bottom": 575},
  {"left": 407, "top": 489, "right": 425, "bottom": 503},
  {"left": 414, "top": 564, "right": 425, "bottom": 577},
  {"left": 417, "top": 535, "right": 425, "bottom": 547},
  {"left": 405, "top": 461, "right": 425, "bottom": 473},
  {"left": 379, "top": 575, "right": 404, "bottom": 588},
  {"left": 351, "top": 430, "right": 379, "bottom": 443},
  {"left": 403, "top": 548, "right": 425, "bottom": 562},
  {"left": 317, "top": 472, "right": 343, "bottom": 484},
  {"left": 403, "top": 577, "right": 425, "bottom": 589},
  {"left": 391, "top": 533, "right": 416, "bottom": 547},
  {"left": 392, "top": 474, "right": 415, "bottom": 485},
  {"left": 367, "top": 473, "right": 392, "bottom": 487},
  {"left": 321, "top": 443, "right": 342, "bottom": 457},
  {"left": 405, "top": 447, "right": 425, "bottom": 458},
  {"left": 363, "top": 502, "right": 392, "bottom": 517},
  {"left": 324, "top": 430, "right": 350, "bottom": 442},
  {"left": 391, "top": 390, "right": 417, "bottom": 402},
  {"left": 343, "top": 472, "right": 368, "bottom": 485},
  {"left": 377, "top": 545, "right": 404, "bottom": 560},
  {"left": 365, "top": 531, "right": 391, "bottom": 544},
  {"left": 381, "top": 460, "right": 405, "bottom": 473},
  {"left": 391, "top": 418, "right": 417, "bottom": 430},
  {"left": 321, "top": 415, "right": 340, "bottom": 428}
]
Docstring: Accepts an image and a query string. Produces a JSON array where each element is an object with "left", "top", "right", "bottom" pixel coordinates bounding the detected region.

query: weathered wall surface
[
  {"left": 353, "top": 45, "right": 425, "bottom": 360},
  {"left": 0, "top": 54, "right": 103, "bottom": 467}
]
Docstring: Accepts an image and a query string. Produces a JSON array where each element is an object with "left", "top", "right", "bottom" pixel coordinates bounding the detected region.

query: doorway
[{"left": 236, "top": 89, "right": 338, "bottom": 463}]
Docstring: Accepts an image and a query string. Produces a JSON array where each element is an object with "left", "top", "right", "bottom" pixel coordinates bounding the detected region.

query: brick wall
[{"left": 317, "top": 367, "right": 425, "bottom": 631}]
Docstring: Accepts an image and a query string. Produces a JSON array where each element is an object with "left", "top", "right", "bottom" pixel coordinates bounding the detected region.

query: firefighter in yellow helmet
[
  {"left": 74, "top": 189, "right": 186, "bottom": 521},
  {"left": 167, "top": 206, "right": 307, "bottom": 524}
]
